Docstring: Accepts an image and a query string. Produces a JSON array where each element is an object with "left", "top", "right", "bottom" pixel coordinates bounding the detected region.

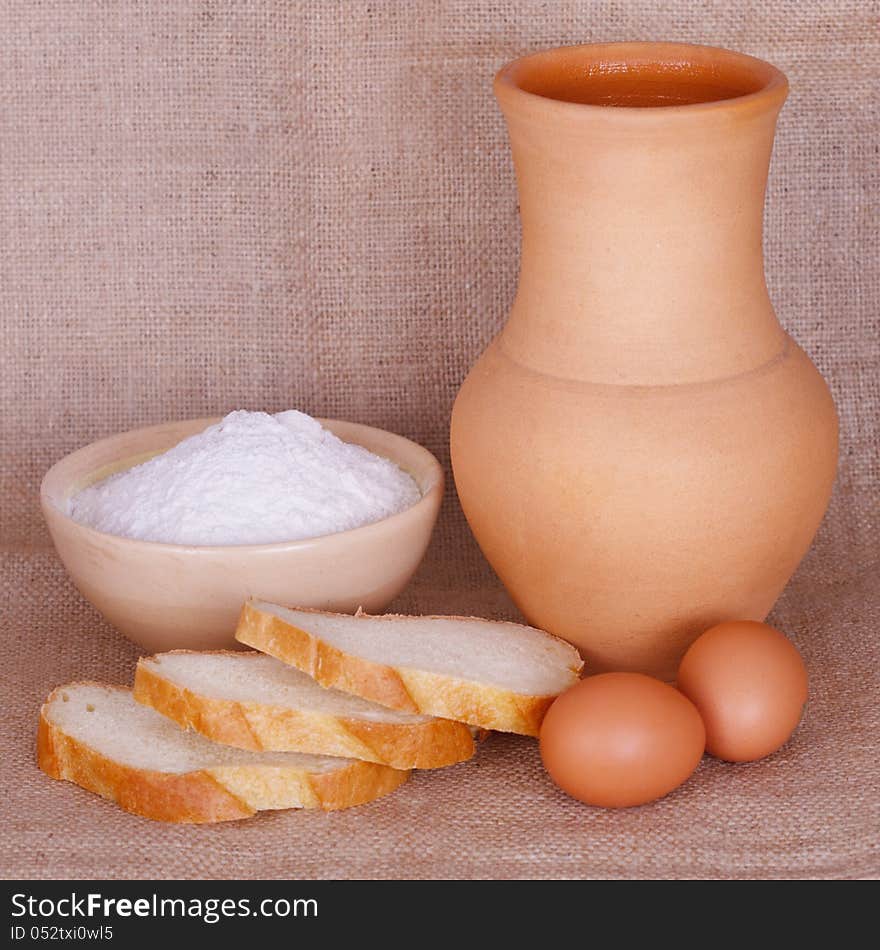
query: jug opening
[{"left": 499, "top": 43, "right": 785, "bottom": 110}]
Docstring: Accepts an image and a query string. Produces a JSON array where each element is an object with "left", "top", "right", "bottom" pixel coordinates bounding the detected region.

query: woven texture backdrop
[{"left": 1, "top": 1, "right": 877, "bottom": 879}]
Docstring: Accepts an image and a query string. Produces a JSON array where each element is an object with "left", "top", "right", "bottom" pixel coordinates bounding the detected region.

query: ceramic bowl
[{"left": 41, "top": 417, "right": 443, "bottom": 652}]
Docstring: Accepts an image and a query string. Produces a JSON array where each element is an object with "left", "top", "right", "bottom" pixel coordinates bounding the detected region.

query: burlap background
[{"left": 1, "top": 1, "right": 877, "bottom": 880}]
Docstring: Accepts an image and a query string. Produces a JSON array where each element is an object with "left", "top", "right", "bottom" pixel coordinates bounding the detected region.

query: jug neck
[{"left": 495, "top": 43, "right": 790, "bottom": 386}]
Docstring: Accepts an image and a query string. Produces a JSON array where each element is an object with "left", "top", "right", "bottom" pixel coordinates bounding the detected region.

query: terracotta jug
[{"left": 451, "top": 43, "right": 838, "bottom": 680}]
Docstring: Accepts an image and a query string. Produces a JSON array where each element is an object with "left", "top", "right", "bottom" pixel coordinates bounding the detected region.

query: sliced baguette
[
  {"left": 235, "top": 601, "right": 584, "bottom": 736},
  {"left": 134, "top": 650, "right": 475, "bottom": 769},
  {"left": 38, "top": 683, "right": 408, "bottom": 823}
]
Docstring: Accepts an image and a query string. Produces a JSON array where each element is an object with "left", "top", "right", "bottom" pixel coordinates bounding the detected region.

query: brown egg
[
  {"left": 539, "top": 673, "right": 705, "bottom": 808},
  {"left": 677, "top": 620, "right": 808, "bottom": 763}
]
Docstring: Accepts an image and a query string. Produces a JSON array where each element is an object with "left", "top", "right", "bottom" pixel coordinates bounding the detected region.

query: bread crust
[
  {"left": 134, "top": 651, "right": 475, "bottom": 769},
  {"left": 37, "top": 684, "right": 409, "bottom": 823},
  {"left": 235, "top": 603, "right": 583, "bottom": 736}
]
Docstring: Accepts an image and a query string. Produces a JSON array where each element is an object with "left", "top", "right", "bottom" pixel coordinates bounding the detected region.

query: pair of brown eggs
[{"left": 540, "top": 621, "right": 809, "bottom": 809}]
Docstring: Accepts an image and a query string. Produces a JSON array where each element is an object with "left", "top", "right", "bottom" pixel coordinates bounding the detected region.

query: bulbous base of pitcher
[{"left": 450, "top": 336, "right": 838, "bottom": 679}]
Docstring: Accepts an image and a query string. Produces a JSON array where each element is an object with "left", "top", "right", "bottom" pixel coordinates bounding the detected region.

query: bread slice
[
  {"left": 134, "top": 650, "right": 475, "bottom": 769},
  {"left": 38, "top": 683, "right": 408, "bottom": 823},
  {"left": 235, "top": 601, "right": 584, "bottom": 736}
]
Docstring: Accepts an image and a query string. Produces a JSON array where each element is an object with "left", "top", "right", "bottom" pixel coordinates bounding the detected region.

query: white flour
[{"left": 68, "top": 410, "right": 422, "bottom": 545}]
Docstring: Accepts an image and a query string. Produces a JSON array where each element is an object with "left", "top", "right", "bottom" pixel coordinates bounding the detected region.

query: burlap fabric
[{"left": 1, "top": 2, "right": 877, "bottom": 880}]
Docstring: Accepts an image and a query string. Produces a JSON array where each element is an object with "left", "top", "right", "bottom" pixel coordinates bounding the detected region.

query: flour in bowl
[{"left": 68, "top": 411, "right": 422, "bottom": 545}]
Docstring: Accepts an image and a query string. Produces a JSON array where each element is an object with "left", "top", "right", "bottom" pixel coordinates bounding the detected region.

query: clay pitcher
[{"left": 451, "top": 43, "right": 838, "bottom": 680}]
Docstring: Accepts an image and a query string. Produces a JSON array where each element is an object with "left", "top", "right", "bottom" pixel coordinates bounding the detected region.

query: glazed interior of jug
[{"left": 500, "top": 42, "right": 785, "bottom": 108}]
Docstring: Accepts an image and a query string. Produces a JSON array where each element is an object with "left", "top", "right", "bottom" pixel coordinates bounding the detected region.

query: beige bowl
[{"left": 41, "top": 417, "right": 443, "bottom": 652}]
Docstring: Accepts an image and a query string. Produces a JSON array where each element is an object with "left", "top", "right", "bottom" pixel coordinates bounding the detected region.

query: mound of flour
[{"left": 68, "top": 410, "right": 422, "bottom": 545}]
